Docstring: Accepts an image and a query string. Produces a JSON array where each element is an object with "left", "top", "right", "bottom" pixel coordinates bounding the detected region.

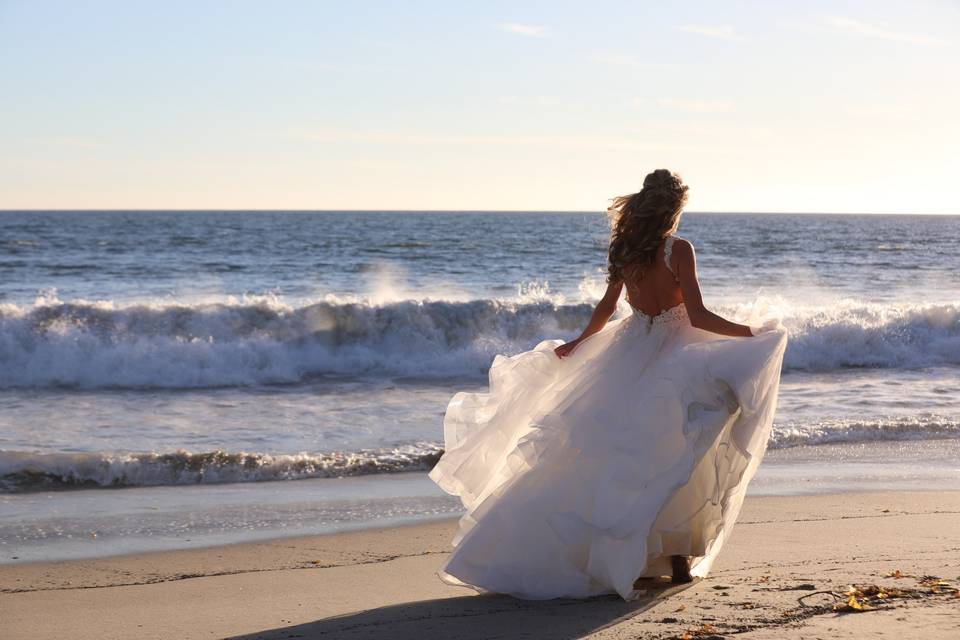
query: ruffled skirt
[{"left": 429, "top": 306, "right": 788, "bottom": 600}]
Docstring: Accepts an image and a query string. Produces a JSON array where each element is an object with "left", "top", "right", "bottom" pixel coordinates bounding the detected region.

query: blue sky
[{"left": 1, "top": 1, "right": 957, "bottom": 212}]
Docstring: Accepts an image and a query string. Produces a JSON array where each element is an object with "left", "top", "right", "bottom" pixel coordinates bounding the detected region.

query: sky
[{"left": 1, "top": 1, "right": 958, "bottom": 213}]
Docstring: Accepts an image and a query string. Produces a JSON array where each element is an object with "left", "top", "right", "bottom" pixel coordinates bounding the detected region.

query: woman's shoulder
[
  {"left": 668, "top": 235, "right": 695, "bottom": 262},
  {"left": 668, "top": 234, "right": 694, "bottom": 252}
]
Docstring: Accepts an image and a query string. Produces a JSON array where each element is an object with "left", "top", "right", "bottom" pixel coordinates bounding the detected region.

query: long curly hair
[{"left": 606, "top": 169, "right": 689, "bottom": 283}]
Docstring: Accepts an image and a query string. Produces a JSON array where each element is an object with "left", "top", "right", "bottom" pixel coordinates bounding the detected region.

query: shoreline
[
  {"left": 4, "top": 438, "right": 960, "bottom": 567},
  {"left": 3, "top": 490, "right": 960, "bottom": 639}
]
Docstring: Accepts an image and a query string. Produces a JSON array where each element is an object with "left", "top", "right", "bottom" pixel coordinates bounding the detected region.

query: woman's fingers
[{"left": 555, "top": 342, "right": 578, "bottom": 358}]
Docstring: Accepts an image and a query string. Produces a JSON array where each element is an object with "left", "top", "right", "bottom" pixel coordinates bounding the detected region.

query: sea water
[{"left": 1, "top": 211, "right": 958, "bottom": 562}]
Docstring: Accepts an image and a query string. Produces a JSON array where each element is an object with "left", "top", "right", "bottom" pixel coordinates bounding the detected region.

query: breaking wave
[
  {"left": 3, "top": 414, "right": 959, "bottom": 492},
  {"left": 768, "top": 415, "right": 960, "bottom": 449},
  {"left": 0, "top": 296, "right": 957, "bottom": 389},
  {"left": 0, "top": 443, "right": 444, "bottom": 493}
]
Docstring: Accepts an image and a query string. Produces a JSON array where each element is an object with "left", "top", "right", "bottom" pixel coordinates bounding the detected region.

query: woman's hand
[
  {"left": 554, "top": 338, "right": 582, "bottom": 359},
  {"left": 554, "top": 280, "right": 623, "bottom": 360},
  {"left": 749, "top": 319, "right": 781, "bottom": 336}
]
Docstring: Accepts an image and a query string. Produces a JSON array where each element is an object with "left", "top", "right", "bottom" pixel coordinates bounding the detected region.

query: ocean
[{"left": 1, "top": 211, "right": 958, "bottom": 563}]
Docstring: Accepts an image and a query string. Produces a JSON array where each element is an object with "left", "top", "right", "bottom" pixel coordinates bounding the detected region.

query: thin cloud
[
  {"left": 590, "top": 52, "right": 677, "bottom": 68},
  {"left": 28, "top": 136, "right": 101, "bottom": 150},
  {"left": 497, "top": 22, "right": 548, "bottom": 37},
  {"left": 497, "top": 95, "right": 564, "bottom": 107},
  {"left": 845, "top": 103, "right": 915, "bottom": 119},
  {"left": 656, "top": 98, "right": 735, "bottom": 113},
  {"left": 826, "top": 17, "right": 949, "bottom": 47},
  {"left": 297, "top": 129, "right": 713, "bottom": 152},
  {"left": 676, "top": 24, "right": 736, "bottom": 40},
  {"left": 230, "top": 54, "right": 349, "bottom": 73}
]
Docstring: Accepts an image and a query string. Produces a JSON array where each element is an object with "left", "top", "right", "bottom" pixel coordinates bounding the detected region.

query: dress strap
[{"left": 663, "top": 236, "right": 680, "bottom": 282}]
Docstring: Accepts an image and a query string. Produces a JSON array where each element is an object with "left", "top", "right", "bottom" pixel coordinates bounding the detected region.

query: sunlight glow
[{"left": 0, "top": 2, "right": 956, "bottom": 213}]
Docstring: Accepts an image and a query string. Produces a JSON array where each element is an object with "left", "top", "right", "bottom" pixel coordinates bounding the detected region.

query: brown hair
[{"left": 606, "top": 169, "right": 689, "bottom": 283}]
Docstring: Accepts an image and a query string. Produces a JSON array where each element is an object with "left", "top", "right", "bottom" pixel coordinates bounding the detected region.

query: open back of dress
[{"left": 623, "top": 234, "right": 685, "bottom": 319}]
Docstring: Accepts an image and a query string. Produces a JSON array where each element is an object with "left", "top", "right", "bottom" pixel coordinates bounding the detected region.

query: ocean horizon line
[{"left": 1, "top": 209, "right": 957, "bottom": 216}]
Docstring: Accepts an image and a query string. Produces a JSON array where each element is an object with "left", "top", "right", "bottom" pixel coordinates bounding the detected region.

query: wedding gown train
[{"left": 429, "top": 244, "right": 788, "bottom": 601}]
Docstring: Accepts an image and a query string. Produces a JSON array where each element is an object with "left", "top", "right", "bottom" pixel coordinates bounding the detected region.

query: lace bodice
[
  {"left": 663, "top": 235, "right": 680, "bottom": 283},
  {"left": 630, "top": 302, "right": 688, "bottom": 332}
]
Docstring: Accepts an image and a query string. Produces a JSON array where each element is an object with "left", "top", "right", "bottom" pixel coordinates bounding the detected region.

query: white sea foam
[
  {"left": 769, "top": 415, "right": 960, "bottom": 449},
  {"left": 0, "top": 295, "right": 957, "bottom": 389},
  {"left": 2, "top": 415, "right": 958, "bottom": 492},
  {"left": 0, "top": 443, "right": 444, "bottom": 492}
]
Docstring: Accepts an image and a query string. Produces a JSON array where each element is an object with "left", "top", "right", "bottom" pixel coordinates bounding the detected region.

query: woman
[{"left": 429, "top": 169, "right": 788, "bottom": 601}]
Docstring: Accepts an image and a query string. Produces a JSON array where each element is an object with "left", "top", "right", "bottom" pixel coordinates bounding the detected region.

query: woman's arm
[
  {"left": 673, "top": 239, "right": 753, "bottom": 337},
  {"left": 554, "top": 279, "right": 624, "bottom": 358}
]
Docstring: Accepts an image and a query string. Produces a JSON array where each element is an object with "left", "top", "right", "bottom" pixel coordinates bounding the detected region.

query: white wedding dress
[{"left": 429, "top": 236, "right": 788, "bottom": 601}]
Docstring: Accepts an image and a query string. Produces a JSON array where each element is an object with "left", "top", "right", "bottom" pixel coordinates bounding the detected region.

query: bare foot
[{"left": 670, "top": 555, "right": 693, "bottom": 584}]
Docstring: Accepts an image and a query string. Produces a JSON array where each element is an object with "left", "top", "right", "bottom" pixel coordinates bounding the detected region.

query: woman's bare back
[
  {"left": 622, "top": 237, "right": 684, "bottom": 317},
  {"left": 556, "top": 234, "right": 753, "bottom": 361}
]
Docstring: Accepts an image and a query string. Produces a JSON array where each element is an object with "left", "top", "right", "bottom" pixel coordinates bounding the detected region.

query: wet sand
[{"left": 2, "top": 490, "right": 959, "bottom": 639}]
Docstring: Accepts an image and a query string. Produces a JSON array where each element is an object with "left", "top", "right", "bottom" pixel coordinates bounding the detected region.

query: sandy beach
[{"left": 3, "top": 489, "right": 959, "bottom": 639}]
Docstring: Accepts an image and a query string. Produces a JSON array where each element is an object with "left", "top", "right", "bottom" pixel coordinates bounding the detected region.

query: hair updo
[{"left": 606, "top": 169, "right": 689, "bottom": 283}]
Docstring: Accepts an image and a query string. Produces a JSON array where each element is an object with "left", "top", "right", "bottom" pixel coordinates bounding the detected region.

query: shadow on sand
[{"left": 230, "top": 579, "right": 696, "bottom": 640}]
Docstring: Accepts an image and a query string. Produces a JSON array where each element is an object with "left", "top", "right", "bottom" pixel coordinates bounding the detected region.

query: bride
[{"left": 429, "top": 169, "right": 788, "bottom": 601}]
